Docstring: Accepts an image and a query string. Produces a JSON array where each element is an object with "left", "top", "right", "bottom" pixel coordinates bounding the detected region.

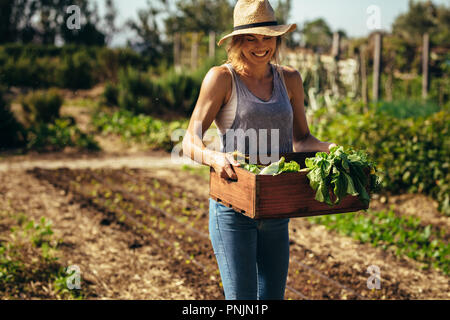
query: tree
[
  {"left": 274, "top": 0, "right": 291, "bottom": 25},
  {"left": 59, "top": 0, "right": 106, "bottom": 46},
  {"left": 392, "top": 0, "right": 450, "bottom": 47},
  {"left": 164, "top": 0, "right": 234, "bottom": 35},
  {"left": 0, "top": 0, "right": 38, "bottom": 44},
  {"left": 272, "top": 0, "right": 300, "bottom": 48},
  {"left": 103, "top": 0, "right": 118, "bottom": 46},
  {"left": 301, "top": 18, "right": 333, "bottom": 53},
  {"left": 126, "top": 0, "right": 168, "bottom": 63},
  {"left": 0, "top": 0, "right": 108, "bottom": 46}
]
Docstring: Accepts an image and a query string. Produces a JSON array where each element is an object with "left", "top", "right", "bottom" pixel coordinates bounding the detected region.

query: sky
[{"left": 94, "top": 0, "right": 450, "bottom": 47}]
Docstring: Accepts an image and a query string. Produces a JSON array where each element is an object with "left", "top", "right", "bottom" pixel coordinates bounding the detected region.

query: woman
[{"left": 182, "top": 0, "right": 336, "bottom": 300}]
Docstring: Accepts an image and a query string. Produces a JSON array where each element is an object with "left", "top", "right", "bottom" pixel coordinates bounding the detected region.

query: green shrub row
[
  {"left": 0, "top": 44, "right": 151, "bottom": 89},
  {"left": 103, "top": 52, "right": 227, "bottom": 116},
  {"left": 311, "top": 102, "right": 449, "bottom": 215},
  {"left": 20, "top": 88, "right": 63, "bottom": 125},
  {"left": 111, "top": 66, "right": 202, "bottom": 116}
]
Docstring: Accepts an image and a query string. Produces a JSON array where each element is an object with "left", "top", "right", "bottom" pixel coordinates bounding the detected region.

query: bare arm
[
  {"left": 282, "top": 66, "right": 336, "bottom": 153},
  {"left": 182, "top": 66, "right": 240, "bottom": 179}
]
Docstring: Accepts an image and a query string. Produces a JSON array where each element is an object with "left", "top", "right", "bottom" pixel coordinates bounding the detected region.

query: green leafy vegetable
[
  {"left": 231, "top": 147, "right": 381, "bottom": 208},
  {"left": 242, "top": 163, "right": 261, "bottom": 174},
  {"left": 304, "top": 146, "right": 381, "bottom": 207},
  {"left": 260, "top": 157, "right": 285, "bottom": 175}
]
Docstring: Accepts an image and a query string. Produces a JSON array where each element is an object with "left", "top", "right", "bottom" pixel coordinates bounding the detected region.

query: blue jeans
[{"left": 208, "top": 198, "right": 290, "bottom": 300}]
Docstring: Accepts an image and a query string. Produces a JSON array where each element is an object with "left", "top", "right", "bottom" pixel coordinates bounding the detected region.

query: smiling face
[
  {"left": 226, "top": 34, "right": 281, "bottom": 73},
  {"left": 241, "top": 34, "right": 278, "bottom": 66}
]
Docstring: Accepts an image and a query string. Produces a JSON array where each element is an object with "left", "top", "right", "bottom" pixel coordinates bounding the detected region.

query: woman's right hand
[{"left": 210, "top": 152, "right": 241, "bottom": 181}]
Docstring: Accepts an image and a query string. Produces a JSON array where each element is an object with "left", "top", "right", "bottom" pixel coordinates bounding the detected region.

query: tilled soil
[
  {"left": 1, "top": 161, "right": 447, "bottom": 300},
  {"left": 126, "top": 168, "right": 450, "bottom": 299},
  {"left": 0, "top": 169, "right": 219, "bottom": 299}
]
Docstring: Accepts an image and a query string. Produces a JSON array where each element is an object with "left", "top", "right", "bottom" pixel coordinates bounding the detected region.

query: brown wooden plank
[
  {"left": 209, "top": 166, "right": 256, "bottom": 218},
  {"left": 255, "top": 171, "right": 368, "bottom": 219}
]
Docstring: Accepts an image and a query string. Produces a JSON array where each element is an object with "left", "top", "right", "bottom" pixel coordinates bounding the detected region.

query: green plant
[
  {"left": 312, "top": 107, "right": 449, "bottom": 215},
  {"left": 102, "top": 81, "right": 119, "bottom": 106},
  {"left": 26, "top": 118, "right": 100, "bottom": 152},
  {"left": 91, "top": 109, "right": 188, "bottom": 152},
  {"left": 0, "top": 86, "right": 27, "bottom": 150},
  {"left": 57, "top": 50, "right": 95, "bottom": 89},
  {"left": 303, "top": 146, "right": 381, "bottom": 207},
  {"left": 20, "top": 88, "right": 63, "bottom": 126},
  {"left": 375, "top": 100, "right": 442, "bottom": 119},
  {"left": 117, "top": 67, "right": 158, "bottom": 114},
  {"left": 0, "top": 213, "right": 85, "bottom": 299},
  {"left": 309, "top": 208, "right": 450, "bottom": 275}
]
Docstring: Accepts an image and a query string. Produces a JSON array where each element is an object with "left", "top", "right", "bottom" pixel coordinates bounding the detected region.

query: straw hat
[{"left": 218, "top": 0, "right": 297, "bottom": 46}]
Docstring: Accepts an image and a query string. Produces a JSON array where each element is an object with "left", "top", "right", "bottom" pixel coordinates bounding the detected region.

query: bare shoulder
[
  {"left": 279, "top": 65, "right": 302, "bottom": 83},
  {"left": 278, "top": 65, "right": 303, "bottom": 99},
  {"left": 202, "top": 65, "right": 232, "bottom": 104},
  {"left": 204, "top": 65, "right": 232, "bottom": 87}
]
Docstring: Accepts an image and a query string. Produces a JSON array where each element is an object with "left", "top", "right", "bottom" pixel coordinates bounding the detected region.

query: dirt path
[{"left": 0, "top": 153, "right": 189, "bottom": 172}]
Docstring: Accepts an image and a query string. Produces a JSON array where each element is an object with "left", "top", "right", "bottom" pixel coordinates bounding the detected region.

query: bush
[
  {"left": 375, "top": 100, "right": 443, "bottom": 119},
  {"left": 312, "top": 105, "right": 450, "bottom": 215},
  {"left": 91, "top": 109, "right": 188, "bottom": 152},
  {"left": 57, "top": 50, "right": 94, "bottom": 89},
  {"left": 154, "top": 70, "right": 200, "bottom": 115},
  {"left": 0, "top": 44, "right": 154, "bottom": 90},
  {"left": 112, "top": 53, "right": 226, "bottom": 116},
  {"left": 102, "top": 81, "right": 119, "bottom": 106},
  {"left": 0, "top": 87, "right": 27, "bottom": 150},
  {"left": 117, "top": 67, "right": 159, "bottom": 114},
  {"left": 20, "top": 89, "right": 63, "bottom": 126},
  {"left": 26, "top": 118, "right": 100, "bottom": 152}
]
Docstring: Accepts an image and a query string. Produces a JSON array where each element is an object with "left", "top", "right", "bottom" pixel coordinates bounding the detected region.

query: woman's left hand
[{"left": 325, "top": 142, "right": 338, "bottom": 154}]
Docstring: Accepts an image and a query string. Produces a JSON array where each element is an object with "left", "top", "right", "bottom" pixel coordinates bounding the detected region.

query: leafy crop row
[
  {"left": 309, "top": 209, "right": 449, "bottom": 275},
  {"left": 0, "top": 212, "right": 84, "bottom": 299},
  {"left": 91, "top": 109, "right": 188, "bottom": 152}
]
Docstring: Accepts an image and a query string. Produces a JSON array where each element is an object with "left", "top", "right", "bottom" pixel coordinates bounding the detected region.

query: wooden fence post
[
  {"left": 330, "top": 32, "right": 341, "bottom": 96},
  {"left": 209, "top": 31, "right": 216, "bottom": 59},
  {"left": 372, "top": 32, "right": 382, "bottom": 102},
  {"left": 331, "top": 32, "right": 341, "bottom": 59},
  {"left": 422, "top": 33, "right": 430, "bottom": 100},
  {"left": 360, "top": 45, "right": 368, "bottom": 110},
  {"left": 174, "top": 32, "right": 181, "bottom": 72},
  {"left": 191, "top": 32, "right": 198, "bottom": 70}
]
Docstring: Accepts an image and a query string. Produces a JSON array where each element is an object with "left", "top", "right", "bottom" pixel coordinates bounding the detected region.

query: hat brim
[{"left": 218, "top": 23, "right": 297, "bottom": 46}]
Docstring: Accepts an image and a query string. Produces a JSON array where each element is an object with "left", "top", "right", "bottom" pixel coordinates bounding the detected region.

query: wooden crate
[{"left": 209, "top": 152, "right": 369, "bottom": 219}]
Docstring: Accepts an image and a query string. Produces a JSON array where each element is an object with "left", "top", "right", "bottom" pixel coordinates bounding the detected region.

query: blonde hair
[{"left": 225, "top": 35, "right": 282, "bottom": 74}]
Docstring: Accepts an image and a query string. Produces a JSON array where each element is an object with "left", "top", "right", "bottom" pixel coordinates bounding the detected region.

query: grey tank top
[{"left": 219, "top": 63, "right": 293, "bottom": 163}]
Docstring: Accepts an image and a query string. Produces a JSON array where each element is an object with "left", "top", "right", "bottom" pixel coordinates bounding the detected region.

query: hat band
[{"left": 233, "top": 21, "right": 278, "bottom": 31}]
